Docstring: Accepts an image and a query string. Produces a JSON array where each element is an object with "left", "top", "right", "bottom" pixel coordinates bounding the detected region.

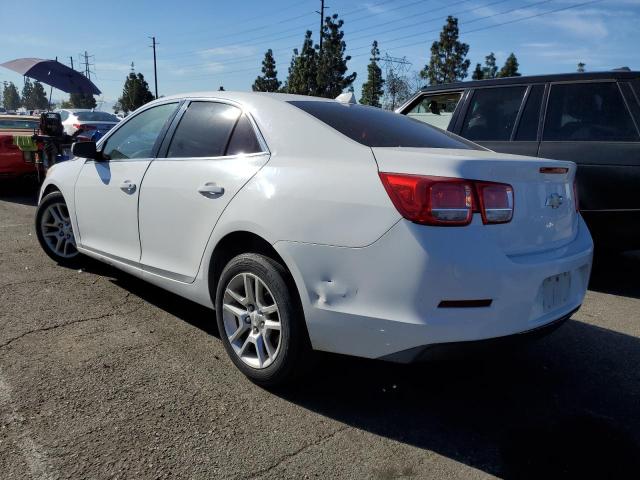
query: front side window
[
  {"left": 543, "top": 82, "right": 639, "bottom": 141},
  {"left": 102, "top": 103, "right": 178, "bottom": 160},
  {"left": 405, "top": 92, "right": 462, "bottom": 130},
  {"left": 167, "top": 102, "right": 241, "bottom": 158},
  {"left": 460, "top": 86, "right": 526, "bottom": 141},
  {"left": 289, "top": 101, "right": 479, "bottom": 150}
]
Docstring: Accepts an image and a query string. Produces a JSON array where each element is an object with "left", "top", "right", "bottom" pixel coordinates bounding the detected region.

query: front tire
[
  {"left": 35, "top": 191, "right": 82, "bottom": 267},
  {"left": 215, "top": 253, "right": 310, "bottom": 388}
]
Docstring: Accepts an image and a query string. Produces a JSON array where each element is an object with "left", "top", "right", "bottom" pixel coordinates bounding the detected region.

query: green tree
[
  {"left": 482, "top": 52, "right": 498, "bottom": 79},
  {"left": 117, "top": 72, "right": 154, "bottom": 114},
  {"left": 69, "top": 92, "right": 97, "bottom": 109},
  {"left": 420, "top": 16, "right": 470, "bottom": 85},
  {"left": 3, "top": 82, "right": 21, "bottom": 110},
  {"left": 498, "top": 53, "right": 521, "bottom": 78},
  {"left": 285, "top": 30, "right": 318, "bottom": 95},
  {"left": 383, "top": 68, "right": 411, "bottom": 110},
  {"left": 21, "top": 78, "right": 33, "bottom": 109},
  {"left": 359, "top": 40, "right": 384, "bottom": 107},
  {"left": 471, "top": 63, "right": 483, "bottom": 80},
  {"left": 316, "top": 14, "right": 356, "bottom": 97},
  {"left": 577, "top": 62, "right": 586, "bottom": 73},
  {"left": 253, "top": 49, "right": 281, "bottom": 92},
  {"left": 30, "top": 81, "right": 49, "bottom": 110}
]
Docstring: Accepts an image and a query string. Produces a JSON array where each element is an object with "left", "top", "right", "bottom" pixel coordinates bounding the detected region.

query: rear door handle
[
  {"left": 120, "top": 180, "right": 136, "bottom": 193},
  {"left": 198, "top": 183, "right": 224, "bottom": 196}
]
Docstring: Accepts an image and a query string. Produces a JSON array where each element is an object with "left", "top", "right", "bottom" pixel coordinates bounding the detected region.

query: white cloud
[{"left": 198, "top": 45, "right": 256, "bottom": 58}]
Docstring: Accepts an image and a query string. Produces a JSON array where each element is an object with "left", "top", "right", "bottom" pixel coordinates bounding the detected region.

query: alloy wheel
[
  {"left": 40, "top": 202, "right": 78, "bottom": 259},
  {"left": 222, "top": 272, "right": 281, "bottom": 369}
]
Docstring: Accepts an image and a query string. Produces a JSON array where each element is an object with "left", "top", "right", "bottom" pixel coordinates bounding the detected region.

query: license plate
[{"left": 542, "top": 272, "right": 571, "bottom": 312}]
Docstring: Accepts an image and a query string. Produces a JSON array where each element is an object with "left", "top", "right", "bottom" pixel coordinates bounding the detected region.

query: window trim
[
  {"left": 511, "top": 83, "right": 547, "bottom": 142},
  {"left": 96, "top": 99, "right": 183, "bottom": 162},
  {"left": 541, "top": 79, "right": 640, "bottom": 143},
  {"left": 158, "top": 98, "right": 270, "bottom": 160}
]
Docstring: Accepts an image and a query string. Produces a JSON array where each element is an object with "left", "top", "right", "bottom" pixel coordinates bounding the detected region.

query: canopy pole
[{"left": 48, "top": 85, "right": 53, "bottom": 111}]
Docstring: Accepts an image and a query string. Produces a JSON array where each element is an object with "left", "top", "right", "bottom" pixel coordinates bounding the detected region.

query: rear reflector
[
  {"left": 379, "top": 173, "right": 513, "bottom": 226},
  {"left": 540, "top": 167, "right": 569, "bottom": 174},
  {"left": 438, "top": 299, "right": 493, "bottom": 308}
]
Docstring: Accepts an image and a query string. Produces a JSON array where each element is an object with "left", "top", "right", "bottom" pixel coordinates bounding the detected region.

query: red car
[{"left": 0, "top": 115, "right": 40, "bottom": 180}]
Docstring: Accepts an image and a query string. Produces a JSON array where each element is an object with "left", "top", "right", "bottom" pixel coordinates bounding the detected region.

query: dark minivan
[{"left": 398, "top": 71, "right": 640, "bottom": 251}]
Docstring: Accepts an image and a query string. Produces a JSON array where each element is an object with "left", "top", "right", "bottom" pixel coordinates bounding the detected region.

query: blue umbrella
[{"left": 1, "top": 57, "right": 101, "bottom": 95}]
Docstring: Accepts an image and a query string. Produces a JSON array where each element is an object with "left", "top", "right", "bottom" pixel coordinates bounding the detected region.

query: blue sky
[{"left": 1, "top": 0, "right": 639, "bottom": 110}]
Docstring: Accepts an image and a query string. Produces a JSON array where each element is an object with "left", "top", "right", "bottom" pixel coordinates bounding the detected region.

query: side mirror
[{"left": 71, "top": 141, "right": 101, "bottom": 160}]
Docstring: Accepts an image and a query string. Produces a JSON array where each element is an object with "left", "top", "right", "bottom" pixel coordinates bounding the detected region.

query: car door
[
  {"left": 538, "top": 80, "right": 640, "bottom": 211},
  {"left": 456, "top": 85, "right": 541, "bottom": 156},
  {"left": 74, "top": 102, "right": 179, "bottom": 263},
  {"left": 138, "top": 100, "right": 270, "bottom": 282}
]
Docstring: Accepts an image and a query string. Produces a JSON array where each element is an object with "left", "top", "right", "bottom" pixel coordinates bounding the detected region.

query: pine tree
[
  {"left": 21, "top": 79, "right": 33, "bottom": 109},
  {"left": 31, "top": 81, "right": 49, "bottom": 110},
  {"left": 2, "top": 82, "right": 21, "bottom": 111},
  {"left": 285, "top": 30, "right": 318, "bottom": 95},
  {"left": 117, "top": 72, "right": 154, "bottom": 114},
  {"left": 472, "top": 63, "right": 483, "bottom": 80},
  {"left": 359, "top": 41, "right": 384, "bottom": 107},
  {"left": 577, "top": 62, "right": 586, "bottom": 73},
  {"left": 482, "top": 52, "right": 497, "bottom": 79},
  {"left": 316, "top": 14, "right": 357, "bottom": 98},
  {"left": 69, "top": 92, "right": 97, "bottom": 109},
  {"left": 420, "top": 16, "right": 470, "bottom": 85},
  {"left": 253, "top": 49, "right": 281, "bottom": 92},
  {"left": 498, "top": 53, "right": 521, "bottom": 78}
]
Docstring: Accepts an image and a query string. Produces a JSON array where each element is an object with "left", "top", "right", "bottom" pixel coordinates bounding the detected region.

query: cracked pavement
[{"left": 1, "top": 186, "right": 640, "bottom": 479}]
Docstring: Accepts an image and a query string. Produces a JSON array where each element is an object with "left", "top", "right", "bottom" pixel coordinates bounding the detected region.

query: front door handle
[
  {"left": 198, "top": 183, "right": 224, "bottom": 196},
  {"left": 120, "top": 180, "right": 136, "bottom": 194}
]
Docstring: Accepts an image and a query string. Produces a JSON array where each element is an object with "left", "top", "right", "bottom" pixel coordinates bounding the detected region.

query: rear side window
[
  {"left": 289, "top": 101, "right": 478, "bottom": 150},
  {"left": 460, "top": 86, "right": 526, "bottom": 141},
  {"left": 543, "top": 82, "right": 639, "bottom": 141},
  {"left": 404, "top": 92, "right": 462, "bottom": 130},
  {"left": 168, "top": 102, "right": 241, "bottom": 158},
  {"left": 514, "top": 85, "right": 544, "bottom": 141},
  {"left": 226, "top": 115, "right": 263, "bottom": 155}
]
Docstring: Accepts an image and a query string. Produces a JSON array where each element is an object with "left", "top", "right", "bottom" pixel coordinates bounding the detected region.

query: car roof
[{"left": 416, "top": 70, "right": 640, "bottom": 93}]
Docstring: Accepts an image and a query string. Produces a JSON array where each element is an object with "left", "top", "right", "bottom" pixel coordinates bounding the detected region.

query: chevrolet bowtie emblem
[{"left": 545, "top": 193, "right": 564, "bottom": 209}]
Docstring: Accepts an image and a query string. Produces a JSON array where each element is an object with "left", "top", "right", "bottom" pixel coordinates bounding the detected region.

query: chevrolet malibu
[{"left": 36, "top": 92, "right": 593, "bottom": 386}]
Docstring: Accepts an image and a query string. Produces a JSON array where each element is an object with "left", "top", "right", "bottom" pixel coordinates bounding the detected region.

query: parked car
[
  {"left": 54, "top": 109, "right": 119, "bottom": 137},
  {"left": 398, "top": 70, "right": 640, "bottom": 252},
  {"left": 36, "top": 92, "right": 593, "bottom": 386},
  {"left": 0, "top": 114, "right": 40, "bottom": 180}
]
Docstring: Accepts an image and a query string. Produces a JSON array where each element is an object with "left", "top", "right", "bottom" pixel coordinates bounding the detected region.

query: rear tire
[
  {"left": 215, "top": 253, "right": 311, "bottom": 388},
  {"left": 35, "top": 191, "right": 83, "bottom": 268}
]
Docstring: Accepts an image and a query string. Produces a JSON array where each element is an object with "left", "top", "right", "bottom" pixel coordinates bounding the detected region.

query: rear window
[
  {"left": 75, "top": 111, "right": 119, "bottom": 122},
  {"left": 288, "top": 101, "right": 478, "bottom": 149},
  {"left": 543, "top": 82, "right": 639, "bottom": 141}
]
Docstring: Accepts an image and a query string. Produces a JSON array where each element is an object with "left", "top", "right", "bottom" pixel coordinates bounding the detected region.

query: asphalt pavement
[{"left": 1, "top": 184, "right": 639, "bottom": 479}]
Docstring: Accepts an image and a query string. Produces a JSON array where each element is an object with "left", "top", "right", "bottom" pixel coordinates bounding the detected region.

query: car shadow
[
  {"left": 74, "top": 259, "right": 640, "bottom": 478},
  {"left": 589, "top": 249, "right": 640, "bottom": 299},
  {"left": 0, "top": 181, "right": 39, "bottom": 206}
]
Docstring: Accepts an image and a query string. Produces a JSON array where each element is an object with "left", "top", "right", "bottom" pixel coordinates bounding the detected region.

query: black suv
[{"left": 398, "top": 71, "right": 640, "bottom": 251}]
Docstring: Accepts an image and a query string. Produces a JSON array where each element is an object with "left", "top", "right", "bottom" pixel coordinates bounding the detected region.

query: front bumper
[{"left": 274, "top": 216, "right": 593, "bottom": 360}]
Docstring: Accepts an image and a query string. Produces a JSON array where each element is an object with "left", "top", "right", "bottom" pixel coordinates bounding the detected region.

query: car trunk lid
[{"left": 372, "top": 147, "right": 579, "bottom": 255}]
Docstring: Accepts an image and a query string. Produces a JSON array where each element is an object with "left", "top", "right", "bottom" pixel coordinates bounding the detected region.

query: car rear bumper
[{"left": 275, "top": 215, "right": 593, "bottom": 360}]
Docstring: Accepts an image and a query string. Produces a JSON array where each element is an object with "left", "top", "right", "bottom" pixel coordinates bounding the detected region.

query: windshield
[
  {"left": 0, "top": 118, "right": 39, "bottom": 130},
  {"left": 288, "top": 101, "right": 480, "bottom": 150},
  {"left": 75, "top": 111, "right": 119, "bottom": 122}
]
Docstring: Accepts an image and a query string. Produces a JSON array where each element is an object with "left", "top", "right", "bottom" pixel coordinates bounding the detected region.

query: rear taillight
[
  {"left": 476, "top": 182, "right": 514, "bottom": 224},
  {"left": 379, "top": 173, "right": 514, "bottom": 227},
  {"left": 573, "top": 180, "right": 580, "bottom": 212},
  {"left": 73, "top": 123, "right": 96, "bottom": 131}
]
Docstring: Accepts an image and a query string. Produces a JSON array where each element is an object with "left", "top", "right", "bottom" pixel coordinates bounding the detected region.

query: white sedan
[{"left": 36, "top": 92, "right": 593, "bottom": 386}]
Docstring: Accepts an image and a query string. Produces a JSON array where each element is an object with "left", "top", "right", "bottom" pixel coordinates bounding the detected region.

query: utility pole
[
  {"left": 69, "top": 56, "right": 74, "bottom": 70},
  {"left": 79, "top": 51, "right": 95, "bottom": 79},
  {"left": 149, "top": 36, "right": 158, "bottom": 99},
  {"left": 316, "top": 0, "right": 327, "bottom": 53}
]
